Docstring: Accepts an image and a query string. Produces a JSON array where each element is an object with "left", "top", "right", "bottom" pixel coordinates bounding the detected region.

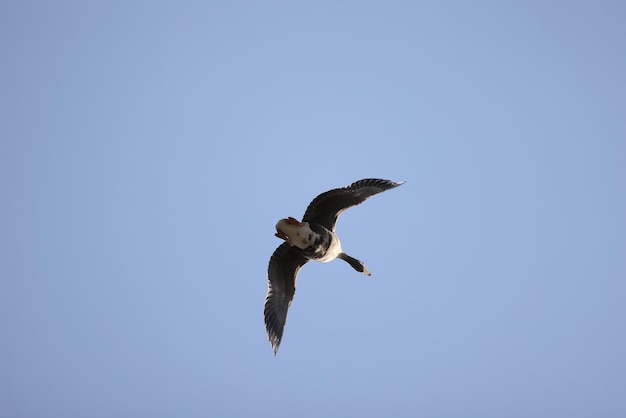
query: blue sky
[{"left": 1, "top": 1, "right": 625, "bottom": 417}]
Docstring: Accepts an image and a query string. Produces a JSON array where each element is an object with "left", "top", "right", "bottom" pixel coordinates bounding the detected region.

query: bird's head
[{"left": 275, "top": 217, "right": 314, "bottom": 249}]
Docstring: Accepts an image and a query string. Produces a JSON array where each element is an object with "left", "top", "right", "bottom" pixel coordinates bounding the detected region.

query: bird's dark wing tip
[
  {"left": 349, "top": 178, "right": 405, "bottom": 190},
  {"left": 264, "top": 295, "right": 286, "bottom": 354},
  {"left": 264, "top": 242, "right": 307, "bottom": 355}
]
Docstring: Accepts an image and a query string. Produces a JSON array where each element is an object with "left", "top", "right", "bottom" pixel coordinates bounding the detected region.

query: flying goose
[{"left": 264, "top": 178, "right": 405, "bottom": 354}]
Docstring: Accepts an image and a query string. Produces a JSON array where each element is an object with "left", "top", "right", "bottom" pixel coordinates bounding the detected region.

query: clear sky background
[{"left": 1, "top": 1, "right": 625, "bottom": 417}]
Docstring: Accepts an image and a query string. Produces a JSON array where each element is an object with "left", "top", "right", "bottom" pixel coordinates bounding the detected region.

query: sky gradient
[{"left": 2, "top": 1, "right": 625, "bottom": 417}]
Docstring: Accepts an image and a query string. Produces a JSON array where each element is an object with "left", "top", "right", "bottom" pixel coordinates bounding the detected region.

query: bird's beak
[{"left": 275, "top": 230, "right": 290, "bottom": 242}]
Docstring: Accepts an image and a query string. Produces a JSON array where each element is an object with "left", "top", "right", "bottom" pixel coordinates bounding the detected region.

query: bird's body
[
  {"left": 264, "top": 178, "right": 405, "bottom": 354},
  {"left": 274, "top": 217, "right": 342, "bottom": 262}
]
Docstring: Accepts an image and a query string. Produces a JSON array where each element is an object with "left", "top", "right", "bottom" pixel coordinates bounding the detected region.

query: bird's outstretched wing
[
  {"left": 264, "top": 242, "right": 309, "bottom": 354},
  {"left": 302, "top": 178, "right": 405, "bottom": 231}
]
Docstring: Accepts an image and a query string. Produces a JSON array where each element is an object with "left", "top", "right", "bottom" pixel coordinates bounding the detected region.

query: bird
[{"left": 264, "top": 178, "right": 405, "bottom": 354}]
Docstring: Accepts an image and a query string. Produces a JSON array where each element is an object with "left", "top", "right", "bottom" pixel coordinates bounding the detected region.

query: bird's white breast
[{"left": 318, "top": 234, "right": 342, "bottom": 262}]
